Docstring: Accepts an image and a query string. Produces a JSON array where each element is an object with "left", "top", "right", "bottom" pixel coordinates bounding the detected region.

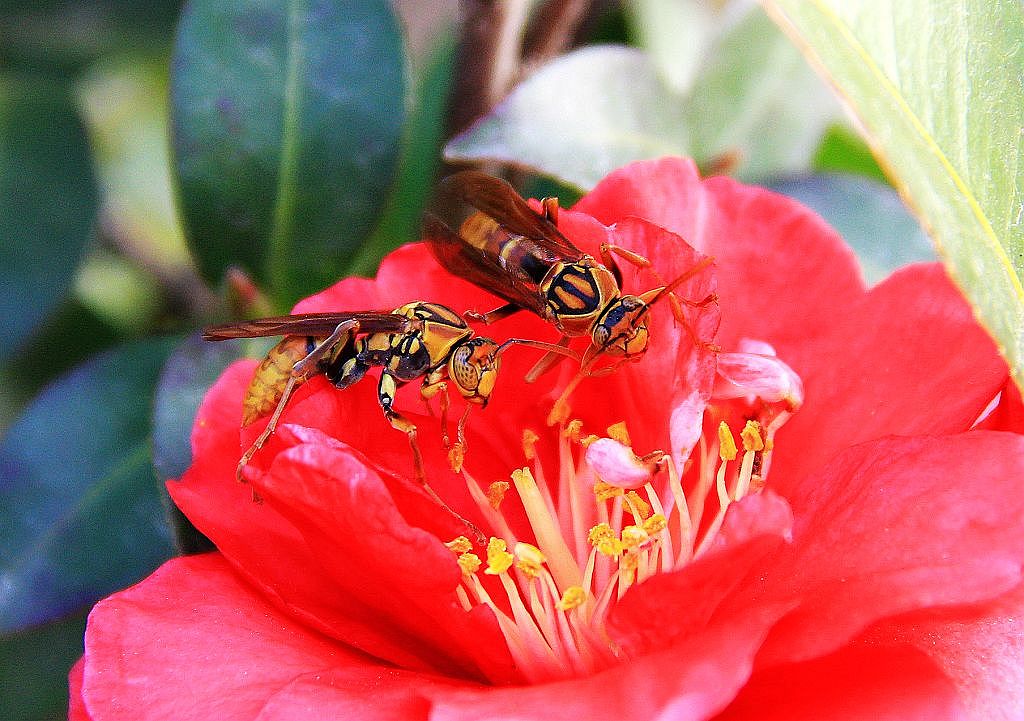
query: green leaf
[
  {"left": 812, "top": 123, "right": 887, "bottom": 183},
  {"left": 352, "top": 32, "right": 457, "bottom": 276},
  {"left": 771, "top": 173, "right": 935, "bottom": 285},
  {"left": 153, "top": 335, "right": 244, "bottom": 482},
  {"left": 761, "top": 0, "right": 1024, "bottom": 390},
  {"left": 0, "top": 75, "right": 97, "bottom": 358},
  {"left": 0, "top": 339, "right": 177, "bottom": 632},
  {"left": 171, "top": 0, "right": 407, "bottom": 305},
  {"left": 0, "top": 612, "right": 86, "bottom": 721},
  {"left": 446, "top": 45, "right": 687, "bottom": 191},
  {"left": 683, "top": 8, "right": 840, "bottom": 182}
]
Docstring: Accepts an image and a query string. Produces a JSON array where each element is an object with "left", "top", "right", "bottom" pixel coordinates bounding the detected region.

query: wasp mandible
[
  {"left": 424, "top": 172, "right": 716, "bottom": 420},
  {"left": 203, "top": 301, "right": 576, "bottom": 495}
]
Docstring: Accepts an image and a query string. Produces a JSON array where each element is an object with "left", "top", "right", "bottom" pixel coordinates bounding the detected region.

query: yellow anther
[
  {"left": 741, "top": 420, "right": 764, "bottom": 451},
  {"left": 621, "top": 525, "right": 649, "bottom": 548},
  {"left": 625, "top": 491, "right": 652, "bottom": 520},
  {"left": 588, "top": 522, "right": 615, "bottom": 545},
  {"left": 557, "top": 586, "right": 587, "bottom": 611},
  {"left": 487, "top": 481, "right": 510, "bottom": 510},
  {"left": 563, "top": 419, "right": 584, "bottom": 442},
  {"left": 511, "top": 467, "right": 537, "bottom": 490},
  {"left": 718, "top": 422, "right": 738, "bottom": 461},
  {"left": 485, "top": 537, "right": 514, "bottom": 575},
  {"left": 522, "top": 428, "right": 539, "bottom": 460},
  {"left": 448, "top": 442, "right": 465, "bottom": 473},
  {"left": 446, "top": 536, "right": 473, "bottom": 554},
  {"left": 764, "top": 437, "right": 774, "bottom": 452},
  {"left": 620, "top": 553, "right": 639, "bottom": 572},
  {"left": 580, "top": 434, "right": 600, "bottom": 448},
  {"left": 597, "top": 537, "right": 625, "bottom": 557},
  {"left": 588, "top": 523, "right": 624, "bottom": 557},
  {"left": 607, "top": 421, "right": 632, "bottom": 446},
  {"left": 514, "top": 542, "right": 546, "bottom": 578},
  {"left": 642, "top": 513, "right": 667, "bottom": 536},
  {"left": 594, "top": 481, "right": 624, "bottom": 501},
  {"left": 458, "top": 552, "right": 482, "bottom": 575}
]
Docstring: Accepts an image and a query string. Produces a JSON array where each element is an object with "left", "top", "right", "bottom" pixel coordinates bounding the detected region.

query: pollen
[
  {"left": 624, "top": 491, "right": 651, "bottom": 520},
  {"left": 487, "top": 481, "right": 510, "bottom": 509},
  {"left": 558, "top": 586, "right": 587, "bottom": 610},
  {"left": 642, "top": 514, "right": 667, "bottom": 536},
  {"left": 446, "top": 536, "right": 473, "bottom": 554},
  {"left": 741, "top": 420, "right": 764, "bottom": 451},
  {"left": 458, "top": 552, "right": 482, "bottom": 575},
  {"left": 514, "top": 542, "right": 546, "bottom": 578},
  {"left": 522, "top": 428, "right": 539, "bottom": 460},
  {"left": 607, "top": 421, "right": 632, "bottom": 446},
  {"left": 485, "top": 537, "right": 514, "bottom": 575},
  {"left": 593, "top": 480, "right": 624, "bottom": 501},
  {"left": 563, "top": 419, "right": 584, "bottom": 442},
  {"left": 620, "top": 525, "right": 649, "bottom": 548},
  {"left": 718, "top": 421, "right": 738, "bottom": 461}
]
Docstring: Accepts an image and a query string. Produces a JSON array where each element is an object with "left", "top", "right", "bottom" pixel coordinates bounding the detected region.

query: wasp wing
[
  {"left": 424, "top": 214, "right": 548, "bottom": 316},
  {"left": 439, "top": 171, "right": 585, "bottom": 262},
  {"left": 203, "top": 312, "right": 411, "bottom": 341}
]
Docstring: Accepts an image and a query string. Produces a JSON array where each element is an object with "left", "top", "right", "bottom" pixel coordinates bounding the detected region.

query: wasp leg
[
  {"left": 292, "top": 319, "right": 360, "bottom": 377},
  {"left": 540, "top": 196, "right": 560, "bottom": 224},
  {"left": 523, "top": 334, "right": 573, "bottom": 383},
  {"left": 464, "top": 303, "right": 522, "bottom": 325},
  {"left": 420, "top": 370, "right": 452, "bottom": 451},
  {"left": 450, "top": 405, "right": 472, "bottom": 472},
  {"left": 382, "top": 370, "right": 485, "bottom": 542}
]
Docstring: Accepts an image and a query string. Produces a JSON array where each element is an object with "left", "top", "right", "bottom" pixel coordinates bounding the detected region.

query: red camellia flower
[{"left": 70, "top": 158, "right": 1024, "bottom": 720}]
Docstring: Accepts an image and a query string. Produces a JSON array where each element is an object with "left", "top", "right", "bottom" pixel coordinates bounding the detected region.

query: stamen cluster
[{"left": 445, "top": 408, "right": 786, "bottom": 684}]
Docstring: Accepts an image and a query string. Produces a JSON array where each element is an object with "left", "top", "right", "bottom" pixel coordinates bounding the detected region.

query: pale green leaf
[{"left": 761, "top": 0, "right": 1024, "bottom": 390}]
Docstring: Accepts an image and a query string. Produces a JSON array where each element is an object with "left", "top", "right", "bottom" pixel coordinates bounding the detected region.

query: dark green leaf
[
  {"left": 0, "top": 612, "right": 86, "bottom": 721},
  {"left": 0, "top": 339, "right": 177, "bottom": 632},
  {"left": 351, "top": 33, "right": 456, "bottom": 276},
  {"left": 171, "top": 0, "right": 407, "bottom": 305},
  {"left": 153, "top": 334, "right": 244, "bottom": 481},
  {"left": 771, "top": 173, "right": 935, "bottom": 285},
  {"left": 0, "top": 0, "right": 180, "bottom": 72},
  {"left": 0, "top": 76, "right": 97, "bottom": 358}
]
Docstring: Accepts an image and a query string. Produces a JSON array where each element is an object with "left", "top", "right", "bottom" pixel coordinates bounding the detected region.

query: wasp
[
  {"left": 424, "top": 172, "right": 716, "bottom": 420},
  {"left": 203, "top": 301, "right": 576, "bottom": 497}
]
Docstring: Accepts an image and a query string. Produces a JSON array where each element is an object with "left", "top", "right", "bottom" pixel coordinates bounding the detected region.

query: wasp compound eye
[{"left": 451, "top": 344, "right": 479, "bottom": 391}]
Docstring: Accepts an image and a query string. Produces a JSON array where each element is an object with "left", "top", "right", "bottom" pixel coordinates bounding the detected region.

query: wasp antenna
[{"left": 496, "top": 337, "right": 580, "bottom": 361}]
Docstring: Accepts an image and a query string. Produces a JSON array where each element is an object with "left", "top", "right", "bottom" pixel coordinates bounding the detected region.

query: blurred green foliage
[{"left": 2, "top": 0, "right": 1015, "bottom": 718}]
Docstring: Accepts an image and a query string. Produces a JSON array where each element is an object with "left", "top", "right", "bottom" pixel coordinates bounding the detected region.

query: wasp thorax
[
  {"left": 450, "top": 338, "right": 501, "bottom": 402},
  {"left": 592, "top": 295, "right": 650, "bottom": 357}
]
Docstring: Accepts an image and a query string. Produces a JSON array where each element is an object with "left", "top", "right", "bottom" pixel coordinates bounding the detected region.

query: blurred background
[{"left": 0, "top": 0, "right": 949, "bottom": 718}]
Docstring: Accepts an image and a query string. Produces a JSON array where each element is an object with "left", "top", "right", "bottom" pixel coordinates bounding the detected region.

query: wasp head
[
  {"left": 590, "top": 295, "right": 651, "bottom": 359},
  {"left": 448, "top": 337, "right": 502, "bottom": 405}
]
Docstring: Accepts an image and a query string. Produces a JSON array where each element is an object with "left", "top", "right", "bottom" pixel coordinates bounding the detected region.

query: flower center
[{"left": 446, "top": 398, "right": 796, "bottom": 684}]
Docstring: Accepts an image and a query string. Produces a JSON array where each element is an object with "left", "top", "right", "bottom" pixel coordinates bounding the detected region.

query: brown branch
[
  {"left": 447, "top": 0, "right": 531, "bottom": 135},
  {"left": 521, "top": 0, "right": 596, "bottom": 69}
]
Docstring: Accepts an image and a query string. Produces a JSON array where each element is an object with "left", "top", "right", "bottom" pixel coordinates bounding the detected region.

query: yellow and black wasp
[
  {"left": 424, "top": 172, "right": 716, "bottom": 420},
  {"left": 203, "top": 301, "right": 575, "bottom": 493}
]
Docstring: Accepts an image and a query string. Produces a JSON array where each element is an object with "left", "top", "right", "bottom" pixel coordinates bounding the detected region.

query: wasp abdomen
[{"left": 242, "top": 336, "right": 317, "bottom": 426}]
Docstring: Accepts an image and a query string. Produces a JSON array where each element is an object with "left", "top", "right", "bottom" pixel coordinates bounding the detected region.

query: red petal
[
  {"left": 252, "top": 441, "right": 516, "bottom": 684},
  {"left": 715, "top": 641, "right": 964, "bottom": 721},
  {"left": 170, "top": 366, "right": 462, "bottom": 673},
  {"left": 68, "top": 657, "right": 92, "bottom": 721},
  {"left": 79, "top": 554, "right": 378, "bottom": 721},
  {"left": 609, "top": 491, "right": 793, "bottom": 656},
  {"left": 771, "top": 264, "right": 1009, "bottom": 486},
  {"left": 429, "top": 611, "right": 779, "bottom": 721},
  {"left": 573, "top": 157, "right": 866, "bottom": 355},
  {"left": 723, "top": 433, "right": 1024, "bottom": 670},
  {"left": 867, "top": 582, "right": 1024, "bottom": 721}
]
